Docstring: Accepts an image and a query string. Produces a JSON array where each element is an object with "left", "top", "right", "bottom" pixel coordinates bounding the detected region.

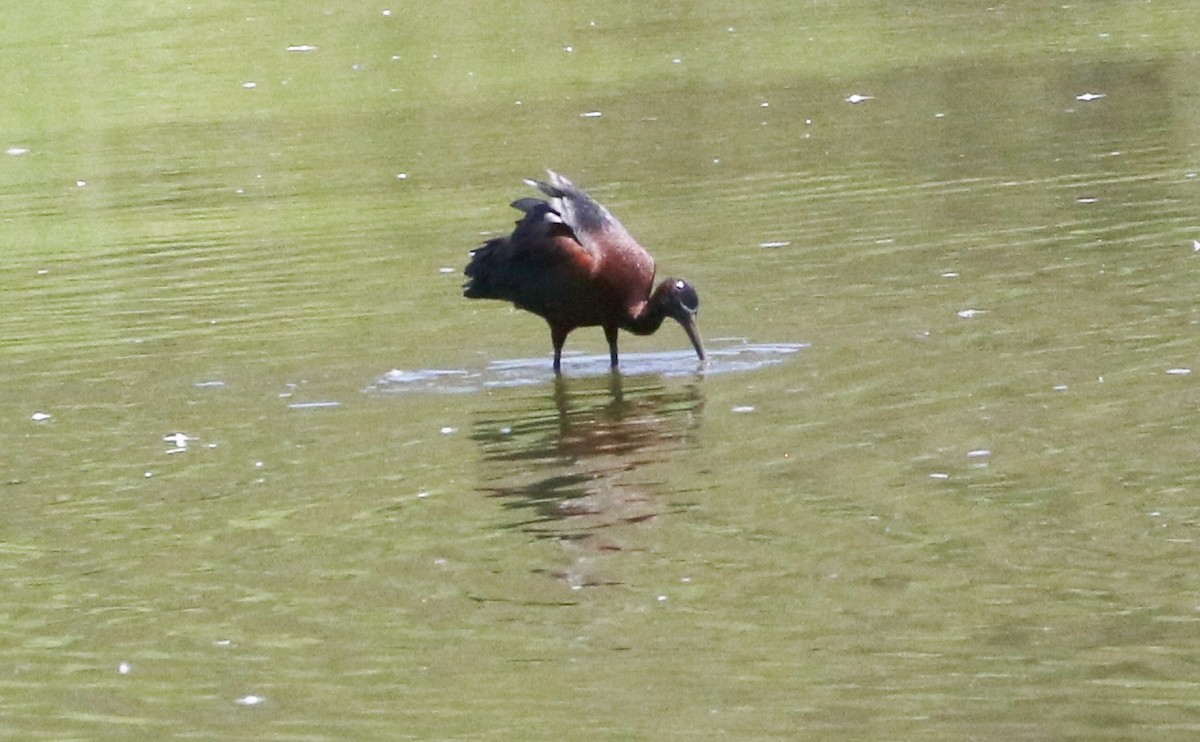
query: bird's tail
[{"left": 462, "top": 236, "right": 508, "bottom": 299}]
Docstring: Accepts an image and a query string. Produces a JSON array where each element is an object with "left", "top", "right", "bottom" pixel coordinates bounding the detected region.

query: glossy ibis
[{"left": 463, "top": 171, "right": 705, "bottom": 373}]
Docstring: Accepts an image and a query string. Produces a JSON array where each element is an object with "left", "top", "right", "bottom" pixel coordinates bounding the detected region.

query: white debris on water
[
  {"left": 845, "top": 93, "right": 873, "bottom": 104},
  {"left": 31, "top": 412, "right": 51, "bottom": 422},
  {"left": 1075, "top": 92, "right": 1106, "bottom": 101},
  {"left": 759, "top": 240, "right": 790, "bottom": 249},
  {"left": 580, "top": 111, "right": 602, "bottom": 118},
  {"left": 235, "top": 695, "right": 265, "bottom": 706},
  {"left": 286, "top": 44, "right": 318, "bottom": 52},
  {"left": 957, "top": 309, "right": 986, "bottom": 319},
  {"left": 164, "top": 432, "right": 196, "bottom": 454},
  {"left": 1166, "top": 368, "right": 1191, "bottom": 376}
]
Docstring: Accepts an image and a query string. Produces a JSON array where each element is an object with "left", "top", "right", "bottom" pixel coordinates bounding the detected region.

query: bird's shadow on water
[
  {"left": 366, "top": 338, "right": 804, "bottom": 587},
  {"left": 469, "top": 372, "right": 706, "bottom": 588}
]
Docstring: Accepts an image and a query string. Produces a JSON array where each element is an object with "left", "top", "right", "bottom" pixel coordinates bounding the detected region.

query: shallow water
[
  {"left": 373, "top": 341, "right": 806, "bottom": 391},
  {"left": 4, "top": 1, "right": 1200, "bottom": 739}
]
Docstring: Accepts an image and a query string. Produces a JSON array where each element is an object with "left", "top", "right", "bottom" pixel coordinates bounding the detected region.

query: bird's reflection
[{"left": 471, "top": 372, "right": 704, "bottom": 587}]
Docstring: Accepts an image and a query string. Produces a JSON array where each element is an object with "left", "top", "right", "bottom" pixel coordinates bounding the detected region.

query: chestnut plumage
[{"left": 464, "top": 171, "right": 704, "bottom": 373}]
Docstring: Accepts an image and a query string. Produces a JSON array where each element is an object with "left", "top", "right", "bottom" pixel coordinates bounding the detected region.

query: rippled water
[
  {"left": 3, "top": 2, "right": 1200, "bottom": 739},
  {"left": 373, "top": 341, "right": 807, "bottom": 392}
]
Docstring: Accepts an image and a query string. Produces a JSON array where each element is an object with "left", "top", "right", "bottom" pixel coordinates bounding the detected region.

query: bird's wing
[
  {"left": 507, "top": 193, "right": 597, "bottom": 271},
  {"left": 523, "top": 171, "right": 633, "bottom": 255}
]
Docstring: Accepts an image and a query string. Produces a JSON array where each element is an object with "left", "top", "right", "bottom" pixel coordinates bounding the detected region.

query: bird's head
[{"left": 656, "top": 278, "right": 705, "bottom": 362}]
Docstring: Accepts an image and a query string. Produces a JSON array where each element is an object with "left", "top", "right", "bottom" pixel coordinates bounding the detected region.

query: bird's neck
[{"left": 625, "top": 284, "right": 670, "bottom": 336}]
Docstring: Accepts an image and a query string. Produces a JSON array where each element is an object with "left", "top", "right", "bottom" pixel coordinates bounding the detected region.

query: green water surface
[{"left": 3, "top": 1, "right": 1200, "bottom": 739}]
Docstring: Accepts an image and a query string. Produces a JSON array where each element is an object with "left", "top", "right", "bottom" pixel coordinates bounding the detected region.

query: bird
[{"left": 463, "top": 171, "right": 705, "bottom": 374}]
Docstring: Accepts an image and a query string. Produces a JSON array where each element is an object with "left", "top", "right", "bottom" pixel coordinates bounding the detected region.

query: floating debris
[
  {"left": 580, "top": 111, "right": 602, "bottom": 118},
  {"left": 1075, "top": 92, "right": 1106, "bottom": 102},
  {"left": 957, "top": 309, "right": 986, "bottom": 319},
  {"left": 287, "top": 401, "right": 342, "bottom": 410},
  {"left": 1192, "top": 240, "right": 1200, "bottom": 252},
  {"left": 966, "top": 449, "right": 991, "bottom": 458},
  {"left": 1166, "top": 368, "right": 1191, "bottom": 376},
  {"left": 163, "top": 432, "right": 195, "bottom": 448},
  {"left": 30, "top": 412, "right": 51, "bottom": 422},
  {"left": 731, "top": 405, "right": 756, "bottom": 413},
  {"left": 1076, "top": 196, "right": 1099, "bottom": 204},
  {"left": 6, "top": 147, "right": 29, "bottom": 156},
  {"left": 929, "top": 472, "right": 950, "bottom": 480},
  {"left": 194, "top": 380, "right": 226, "bottom": 388},
  {"left": 235, "top": 695, "right": 265, "bottom": 707},
  {"left": 242, "top": 82, "right": 257, "bottom": 89},
  {"left": 845, "top": 93, "right": 874, "bottom": 104},
  {"left": 759, "top": 240, "right": 790, "bottom": 249},
  {"left": 286, "top": 44, "right": 318, "bottom": 52}
]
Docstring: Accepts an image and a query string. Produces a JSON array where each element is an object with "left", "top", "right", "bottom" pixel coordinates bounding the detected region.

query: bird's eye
[{"left": 674, "top": 279, "right": 686, "bottom": 290}]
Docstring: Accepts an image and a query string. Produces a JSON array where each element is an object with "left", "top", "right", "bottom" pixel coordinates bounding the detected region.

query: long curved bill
[{"left": 679, "top": 314, "right": 706, "bottom": 363}]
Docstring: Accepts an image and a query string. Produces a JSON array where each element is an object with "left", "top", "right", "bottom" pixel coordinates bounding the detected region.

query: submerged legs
[
  {"left": 550, "top": 325, "right": 568, "bottom": 374},
  {"left": 548, "top": 325, "right": 621, "bottom": 373},
  {"left": 604, "top": 326, "right": 619, "bottom": 369}
]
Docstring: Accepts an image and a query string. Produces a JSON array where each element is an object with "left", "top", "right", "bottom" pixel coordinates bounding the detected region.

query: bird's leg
[
  {"left": 604, "top": 326, "right": 620, "bottom": 369},
  {"left": 550, "top": 325, "right": 568, "bottom": 374}
]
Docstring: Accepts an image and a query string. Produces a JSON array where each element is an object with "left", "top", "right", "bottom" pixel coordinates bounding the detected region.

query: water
[
  {"left": 3, "top": 1, "right": 1200, "bottom": 739},
  {"left": 373, "top": 341, "right": 807, "bottom": 391}
]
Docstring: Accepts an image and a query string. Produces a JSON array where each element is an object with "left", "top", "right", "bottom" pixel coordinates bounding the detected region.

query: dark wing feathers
[
  {"left": 524, "top": 170, "right": 623, "bottom": 241},
  {"left": 463, "top": 176, "right": 595, "bottom": 299}
]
